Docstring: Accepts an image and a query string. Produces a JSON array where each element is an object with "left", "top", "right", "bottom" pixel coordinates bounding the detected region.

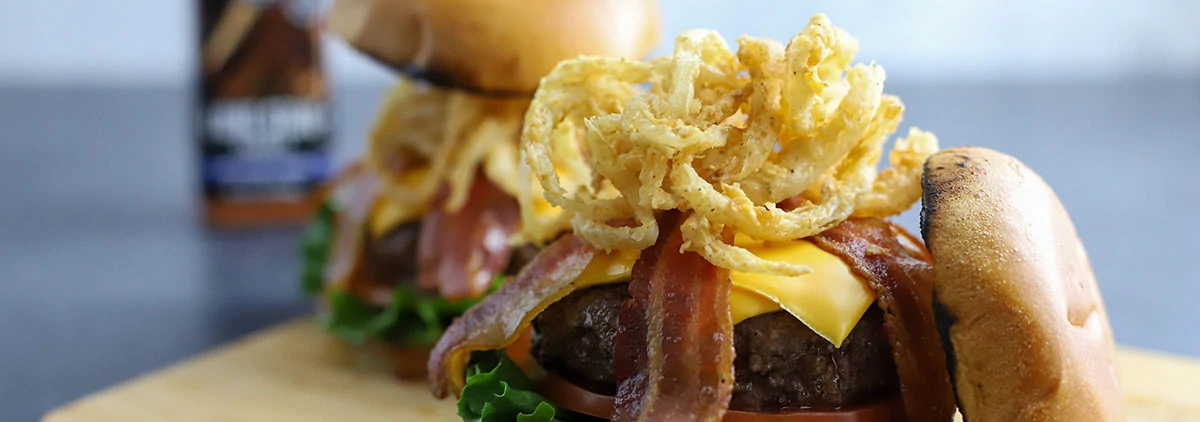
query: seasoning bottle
[{"left": 197, "top": 0, "right": 333, "bottom": 227}]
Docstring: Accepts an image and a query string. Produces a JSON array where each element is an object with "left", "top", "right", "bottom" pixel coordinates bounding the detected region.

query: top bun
[
  {"left": 921, "top": 147, "right": 1124, "bottom": 421},
  {"left": 326, "top": 0, "right": 661, "bottom": 95}
]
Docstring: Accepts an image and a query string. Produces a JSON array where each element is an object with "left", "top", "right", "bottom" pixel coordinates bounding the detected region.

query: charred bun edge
[
  {"left": 358, "top": 50, "right": 536, "bottom": 98},
  {"left": 920, "top": 149, "right": 993, "bottom": 422},
  {"left": 920, "top": 146, "right": 1124, "bottom": 421},
  {"left": 918, "top": 151, "right": 976, "bottom": 243},
  {"left": 930, "top": 293, "right": 961, "bottom": 416},
  {"left": 922, "top": 151, "right": 974, "bottom": 416},
  {"left": 328, "top": 0, "right": 662, "bottom": 98},
  {"left": 921, "top": 151, "right": 975, "bottom": 419},
  {"left": 921, "top": 152, "right": 969, "bottom": 417}
]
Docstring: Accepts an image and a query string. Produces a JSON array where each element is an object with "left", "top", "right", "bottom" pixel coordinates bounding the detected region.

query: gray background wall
[{"left": 1, "top": 0, "right": 1197, "bottom": 86}]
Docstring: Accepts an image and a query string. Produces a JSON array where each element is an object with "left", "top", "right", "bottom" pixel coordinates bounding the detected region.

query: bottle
[{"left": 197, "top": 0, "right": 332, "bottom": 228}]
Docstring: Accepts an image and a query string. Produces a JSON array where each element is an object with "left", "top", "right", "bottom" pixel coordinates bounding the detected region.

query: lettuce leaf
[
  {"left": 319, "top": 277, "right": 503, "bottom": 348},
  {"left": 459, "top": 351, "right": 561, "bottom": 422},
  {"left": 300, "top": 200, "right": 336, "bottom": 296},
  {"left": 303, "top": 197, "right": 504, "bottom": 347}
]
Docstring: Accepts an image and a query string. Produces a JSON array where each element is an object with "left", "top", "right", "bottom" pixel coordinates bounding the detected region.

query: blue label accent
[{"left": 203, "top": 152, "right": 331, "bottom": 185}]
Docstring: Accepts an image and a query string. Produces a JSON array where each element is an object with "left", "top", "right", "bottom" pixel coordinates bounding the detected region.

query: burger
[
  {"left": 299, "top": 0, "right": 660, "bottom": 379},
  {"left": 323, "top": 0, "right": 661, "bottom": 96},
  {"left": 426, "top": 13, "right": 1124, "bottom": 422}
]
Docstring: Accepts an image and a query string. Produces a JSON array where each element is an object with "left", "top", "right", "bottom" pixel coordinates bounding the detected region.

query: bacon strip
[
  {"left": 811, "top": 218, "right": 956, "bottom": 422},
  {"left": 325, "top": 164, "right": 381, "bottom": 289},
  {"left": 428, "top": 234, "right": 596, "bottom": 397},
  {"left": 417, "top": 174, "right": 520, "bottom": 300},
  {"left": 613, "top": 211, "right": 736, "bottom": 422}
]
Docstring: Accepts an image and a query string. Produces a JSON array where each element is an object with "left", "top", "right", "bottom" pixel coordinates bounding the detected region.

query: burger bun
[{"left": 921, "top": 147, "right": 1124, "bottom": 421}]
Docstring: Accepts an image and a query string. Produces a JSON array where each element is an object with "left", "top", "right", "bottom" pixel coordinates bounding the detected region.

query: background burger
[
  {"left": 427, "top": 13, "right": 1123, "bottom": 422},
  {"left": 299, "top": 0, "right": 660, "bottom": 379}
]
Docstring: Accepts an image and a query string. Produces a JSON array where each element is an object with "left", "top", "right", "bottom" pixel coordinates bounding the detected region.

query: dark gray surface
[{"left": 1, "top": 80, "right": 1197, "bottom": 421}]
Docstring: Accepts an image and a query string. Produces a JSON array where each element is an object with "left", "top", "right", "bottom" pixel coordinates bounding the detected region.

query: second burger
[{"left": 300, "top": 0, "right": 660, "bottom": 379}]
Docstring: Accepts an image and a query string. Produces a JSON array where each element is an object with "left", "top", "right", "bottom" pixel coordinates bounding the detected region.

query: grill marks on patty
[
  {"left": 532, "top": 283, "right": 628, "bottom": 395},
  {"left": 731, "top": 306, "right": 897, "bottom": 411},
  {"left": 531, "top": 283, "right": 900, "bottom": 411}
]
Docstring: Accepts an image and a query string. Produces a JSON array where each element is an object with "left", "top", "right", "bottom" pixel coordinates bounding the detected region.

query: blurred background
[
  {"left": 2, "top": 0, "right": 1198, "bottom": 420},
  {"left": 4, "top": 0, "right": 1198, "bottom": 84}
]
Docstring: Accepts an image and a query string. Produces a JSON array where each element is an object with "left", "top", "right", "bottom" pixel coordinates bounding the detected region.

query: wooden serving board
[{"left": 45, "top": 318, "right": 1200, "bottom": 422}]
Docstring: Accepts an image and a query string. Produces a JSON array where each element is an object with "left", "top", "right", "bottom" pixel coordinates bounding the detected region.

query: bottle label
[
  {"left": 201, "top": 97, "right": 332, "bottom": 200},
  {"left": 199, "top": 0, "right": 332, "bottom": 202}
]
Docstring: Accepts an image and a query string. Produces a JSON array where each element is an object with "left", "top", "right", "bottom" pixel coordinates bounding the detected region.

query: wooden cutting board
[{"left": 44, "top": 318, "right": 1200, "bottom": 421}]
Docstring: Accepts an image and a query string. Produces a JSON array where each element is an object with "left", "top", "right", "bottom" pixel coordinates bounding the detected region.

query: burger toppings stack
[{"left": 427, "top": 12, "right": 1124, "bottom": 422}]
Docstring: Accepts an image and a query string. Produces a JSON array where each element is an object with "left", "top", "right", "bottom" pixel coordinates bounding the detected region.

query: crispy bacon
[
  {"left": 417, "top": 174, "right": 520, "bottom": 300},
  {"left": 613, "top": 211, "right": 736, "bottom": 422},
  {"left": 811, "top": 218, "right": 957, "bottom": 422},
  {"left": 428, "top": 234, "right": 597, "bottom": 397},
  {"left": 325, "top": 165, "right": 381, "bottom": 289}
]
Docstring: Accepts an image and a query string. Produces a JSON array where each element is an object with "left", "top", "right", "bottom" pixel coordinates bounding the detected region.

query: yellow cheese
[
  {"left": 367, "top": 168, "right": 430, "bottom": 237},
  {"left": 730, "top": 240, "right": 875, "bottom": 347},
  {"left": 574, "top": 249, "right": 641, "bottom": 286},
  {"left": 729, "top": 286, "right": 781, "bottom": 325},
  {"left": 571, "top": 239, "right": 875, "bottom": 347},
  {"left": 368, "top": 167, "right": 563, "bottom": 238},
  {"left": 532, "top": 197, "right": 562, "bottom": 220}
]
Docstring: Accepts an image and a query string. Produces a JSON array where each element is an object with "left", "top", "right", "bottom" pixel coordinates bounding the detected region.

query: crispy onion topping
[
  {"left": 520, "top": 14, "right": 938, "bottom": 275},
  {"left": 366, "top": 80, "right": 530, "bottom": 214}
]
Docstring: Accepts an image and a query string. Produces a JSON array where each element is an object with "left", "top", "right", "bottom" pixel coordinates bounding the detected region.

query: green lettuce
[
  {"left": 301, "top": 198, "right": 501, "bottom": 347},
  {"left": 300, "top": 199, "right": 337, "bottom": 295},
  {"left": 459, "top": 351, "right": 561, "bottom": 422},
  {"left": 319, "top": 277, "right": 503, "bottom": 348}
]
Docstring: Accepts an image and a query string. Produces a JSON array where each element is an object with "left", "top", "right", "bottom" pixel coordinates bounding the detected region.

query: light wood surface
[{"left": 44, "top": 318, "right": 1200, "bottom": 422}]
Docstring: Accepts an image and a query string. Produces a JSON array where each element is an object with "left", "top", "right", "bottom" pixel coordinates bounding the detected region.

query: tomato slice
[{"left": 534, "top": 373, "right": 908, "bottom": 422}]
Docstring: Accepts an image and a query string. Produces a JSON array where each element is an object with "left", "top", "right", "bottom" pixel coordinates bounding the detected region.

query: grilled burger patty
[
  {"left": 362, "top": 221, "right": 422, "bottom": 286},
  {"left": 531, "top": 283, "right": 899, "bottom": 411},
  {"left": 730, "top": 306, "right": 897, "bottom": 410},
  {"left": 531, "top": 283, "right": 628, "bottom": 395}
]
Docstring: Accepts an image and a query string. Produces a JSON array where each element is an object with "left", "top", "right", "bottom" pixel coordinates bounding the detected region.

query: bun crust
[
  {"left": 326, "top": 0, "right": 660, "bottom": 95},
  {"left": 921, "top": 147, "right": 1124, "bottom": 421}
]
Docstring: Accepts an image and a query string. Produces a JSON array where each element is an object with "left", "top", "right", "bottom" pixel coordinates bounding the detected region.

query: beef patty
[
  {"left": 531, "top": 283, "right": 899, "bottom": 411},
  {"left": 361, "top": 221, "right": 422, "bottom": 286}
]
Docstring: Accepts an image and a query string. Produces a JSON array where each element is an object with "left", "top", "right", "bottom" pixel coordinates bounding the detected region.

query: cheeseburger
[
  {"left": 299, "top": 0, "right": 659, "bottom": 379},
  {"left": 427, "top": 13, "right": 1124, "bottom": 422}
]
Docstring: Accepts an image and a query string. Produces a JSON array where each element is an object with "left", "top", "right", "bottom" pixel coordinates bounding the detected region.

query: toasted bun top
[
  {"left": 326, "top": 0, "right": 660, "bottom": 95},
  {"left": 920, "top": 147, "right": 1124, "bottom": 421}
]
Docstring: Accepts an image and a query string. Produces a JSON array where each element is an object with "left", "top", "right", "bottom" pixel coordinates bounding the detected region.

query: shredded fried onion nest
[
  {"left": 365, "top": 79, "right": 534, "bottom": 214},
  {"left": 519, "top": 14, "right": 939, "bottom": 276}
]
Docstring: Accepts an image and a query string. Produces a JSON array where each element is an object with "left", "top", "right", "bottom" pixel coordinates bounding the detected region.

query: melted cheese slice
[
  {"left": 730, "top": 241, "right": 875, "bottom": 347},
  {"left": 367, "top": 168, "right": 430, "bottom": 237},
  {"left": 367, "top": 167, "right": 563, "bottom": 237},
  {"left": 571, "top": 240, "right": 875, "bottom": 347}
]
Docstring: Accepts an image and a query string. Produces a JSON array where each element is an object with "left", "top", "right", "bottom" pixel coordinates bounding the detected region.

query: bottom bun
[
  {"left": 387, "top": 345, "right": 433, "bottom": 380},
  {"left": 921, "top": 147, "right": 1124, "bottom": 421}
]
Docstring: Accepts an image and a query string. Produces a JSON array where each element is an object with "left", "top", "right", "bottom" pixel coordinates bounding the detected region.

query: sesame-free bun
[
  {"left": 326, "top": 0, "right": 660, "bottom": 95},
  {"left": 921, "top": 147, "right": 1124, "bottom": 421}
]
